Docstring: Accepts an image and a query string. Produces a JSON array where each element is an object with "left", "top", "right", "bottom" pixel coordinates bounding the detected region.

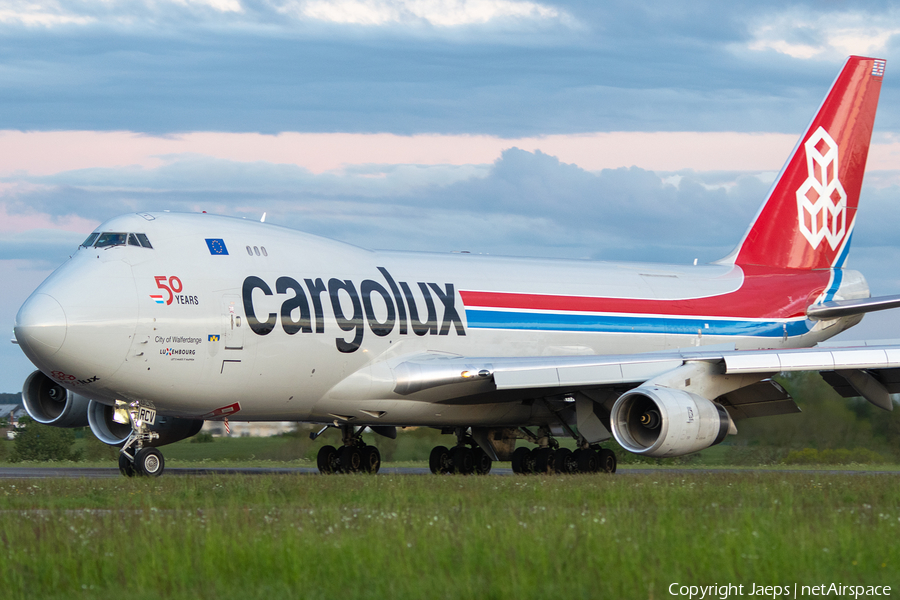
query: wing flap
[
  {"left": 821, "top": 368, "right": 900, "bottom": 411},
  {"left": 724, "top": 345, "right": 900, "bottom": 374},
  {"left": 717, "top": 380, "right": 800, "bottom": 420}
]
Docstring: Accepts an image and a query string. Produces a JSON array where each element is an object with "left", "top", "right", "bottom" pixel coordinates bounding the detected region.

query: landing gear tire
[
  {"left": 533, "top": 447, "right": 554, "bottom": 474},
  {"left": 452, "top": 446, "right": 474, "bottom": 474},
  {"left": 511, "top": 446, "right": 534, "bottom": 475},
  {"left": 361, "top": 445, "right": 381, "bottom": 473},
  {"left": 339, "top": 446, "right": 362, "bottom": 473},
  {"left": 118, "top": 453, "right": 135, "bottom": 478},
  {"left": 472, "top": 447, "right": 493, "bottom": 475},
  {"left": 598, "top": 448, "right": 617, "bottom": 473},
  {"left": 134, "top": 448, "right": 165, "bottom": 477},
  {"left": 575, "top": 448, "right": 599, "bottom": 473},
  {"left": 553, "top": 447, "right": 575, "bottom": 474},
  {"left": 429, "top": 446, "right": 451, "bottom": 474},
  {"left": 317, "top": 445, "right": 339, "bottom": 474}
]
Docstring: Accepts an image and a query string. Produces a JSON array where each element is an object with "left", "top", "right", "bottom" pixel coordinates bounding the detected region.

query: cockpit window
[
  {"left": 135, "top": 233, "right": 153, "bottom": 248},
  {"left": 94, "top": 233, "right": 128, "bottom": 248},
  {"left": 86, "top": 232, "right": 154, "bottom": 249}
]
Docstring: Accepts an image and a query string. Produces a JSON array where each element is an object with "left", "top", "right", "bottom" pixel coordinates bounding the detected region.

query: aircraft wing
[{"left": 391, "top": 340, "right": 900, "bottom": 415}]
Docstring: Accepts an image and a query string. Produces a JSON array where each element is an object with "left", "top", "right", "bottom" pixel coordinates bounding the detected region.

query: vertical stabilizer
[{"left": 730, "top": 56, "right": 885, "bottom": 270}]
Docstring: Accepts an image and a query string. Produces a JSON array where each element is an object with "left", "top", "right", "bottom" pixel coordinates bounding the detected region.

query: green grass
[{"left": 0, "top": 471, "right": 898, "bottom": 599}]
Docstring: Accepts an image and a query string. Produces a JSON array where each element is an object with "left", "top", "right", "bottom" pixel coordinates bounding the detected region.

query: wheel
[
  {"left": 472, "top": 447, "right": 493, "bottom": 475},
  {"left": 533, "top": 447, "right": 554, "bottom": 474},
  {"left": 598, "top": 448, "right": 617, "bottom": 473},
  {"left": 317, "top": 445, "right": 338, "bottom": 474},
  {"left": 553, "top": 447, "right": 574, "bottom": 474},
  {"left": 429, "top": 446, "right": 451, "bottom": 474},
  {"left": 118, "top": 452, "right": 135, "bottom": 478},
  {"left": 576, "top": 448, "right": 598, "bottom": 473},
  {"left": 361, "top": 445, "right": 381, "bottom": 473},
  {"left": 339, "top": 446, "right": 362, "bottom": 473},
  {"left": 134, "top": 448, "right": 164, "bottom": 477},
  {"left": 452, "top": 446, "right": 474, "bottom": 474},
  {"left": 511, "top": 446, "right": 533, "bottom": 475}
]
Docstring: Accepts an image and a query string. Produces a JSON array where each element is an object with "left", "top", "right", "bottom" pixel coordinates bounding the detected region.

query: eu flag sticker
[{"left": 206, "top": 239, "right": 228, "bottom": 255}]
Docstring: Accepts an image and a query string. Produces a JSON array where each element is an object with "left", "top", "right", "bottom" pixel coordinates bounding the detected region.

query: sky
[{"left": 3, "top": 0, "right": 900, "bottom": 393}]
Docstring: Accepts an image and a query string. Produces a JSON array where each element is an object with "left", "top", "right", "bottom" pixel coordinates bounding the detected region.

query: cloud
[
  {"left": 4, "top": 143, "right": 894, "bottom": 264},
  {"left": 0, "top": 130, "right": 808, "bottom": 179},
  {"left": 0, "top": 0, "right": 565, "bottom": 30},
  {"left": 0, "top": 228, "right": 86, "bottom": 265},
  {"left": 0, "top": 0, "right": 245, "bottom": 28},
  {"left": 6, "top": 3, "right": 895, "bottom": 136},
  {"left": 0, "top": 147, "right": 774, "bottom": 263},
  {"left": 275, "top": 0, "right": 562, "bottom": 27},
  {"left": 743, "top": 7, "right": 900, "bottom": 59}
]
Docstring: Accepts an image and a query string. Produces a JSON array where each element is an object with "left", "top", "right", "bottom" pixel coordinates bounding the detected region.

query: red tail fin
[{"left": 730, "top": 56, "right": 885, "bottom": 270}]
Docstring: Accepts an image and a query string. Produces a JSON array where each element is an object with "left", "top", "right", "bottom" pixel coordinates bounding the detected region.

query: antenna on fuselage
[{"left": 260, "top": 212, "right": 267, "bottom": 223}]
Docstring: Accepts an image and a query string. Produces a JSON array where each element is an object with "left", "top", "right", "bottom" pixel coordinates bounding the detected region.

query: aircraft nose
[{"left": 15, "top": 293, "right": 68, "bottom": 361}]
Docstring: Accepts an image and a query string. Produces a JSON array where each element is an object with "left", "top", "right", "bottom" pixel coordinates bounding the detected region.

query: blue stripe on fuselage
[
  {"left": 464, "top": 309, "right": 812, "bottom": 338},
  {"left": 822, "top": 268, "right": 844, "bottom": 303},
  {"left": 819, "top": 230, "right": 852, "bottom": 303}
]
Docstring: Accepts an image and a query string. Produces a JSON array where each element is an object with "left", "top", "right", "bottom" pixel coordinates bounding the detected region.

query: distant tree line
[{"left": 0, "top": 393, "right": 22, "bottom": 404}]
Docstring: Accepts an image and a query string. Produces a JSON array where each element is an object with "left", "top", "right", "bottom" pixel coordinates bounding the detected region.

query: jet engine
[
  {"left": 22, "top": 370, "right": 90, "bottom": 428},
  {"left": 87, "top": 400, "right": 204, "bottom": 447},
  {"left": 610, "top": 385, "right": 732, "bottom": 457}
]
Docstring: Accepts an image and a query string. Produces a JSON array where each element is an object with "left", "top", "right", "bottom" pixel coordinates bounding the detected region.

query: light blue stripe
[
  {"left": 822, "top": 268, "right": 843, "bottom": 303},
  {"left": 465, "top": 309, "right": 812, "bottom": 338},
  {"left": 833, "top": 231, "right": 853, "bottom": 269},
  {"left": 818, "top": 230, "right": 852, "bottom": 304}
]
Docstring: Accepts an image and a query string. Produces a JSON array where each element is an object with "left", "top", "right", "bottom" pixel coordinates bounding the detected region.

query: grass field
[{"left": 1, "top": 471, "right": 897, "bottom": 600}]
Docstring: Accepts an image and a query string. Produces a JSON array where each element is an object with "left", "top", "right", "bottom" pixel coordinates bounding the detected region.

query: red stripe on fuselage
[{"left": 460, "top": 266, "right": 832, "bottom": 320}]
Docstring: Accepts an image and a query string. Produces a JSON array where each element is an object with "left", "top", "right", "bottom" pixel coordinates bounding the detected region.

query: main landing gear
[
  {"left": 315, "top": 423, "right": 381, "bottom": 474},
  {"left": 117, "top": 401, "right": 165, "bottom": 478},
  {"left": 511, "top": 445, "right": 616, "bottom": 475},
  {"left": 508, "top": 425, "right": 617, "bottom": 475},
  {"left": 428, "top": 428, "right": 492, "bottom": 475}
]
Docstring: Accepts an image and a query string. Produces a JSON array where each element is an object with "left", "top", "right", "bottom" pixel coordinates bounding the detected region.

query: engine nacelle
[
  {"left": 87, "top": 400, "right": 204, "bottom": 447},
  {"left": 22, "top": 370, "right": 90, "bottom": 428},
  {"left": 610, "top": 385, "right": 732, "bottom": 457}
]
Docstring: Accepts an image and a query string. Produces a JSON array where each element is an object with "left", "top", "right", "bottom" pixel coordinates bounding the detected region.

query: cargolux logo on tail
[{"left": 796, "top": 126, "right": 847, "bottom": 250}]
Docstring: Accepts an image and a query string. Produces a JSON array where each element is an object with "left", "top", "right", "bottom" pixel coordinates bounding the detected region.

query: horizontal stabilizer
[{"left": 807, "top": 294, "right": 900, "bottom": 320}]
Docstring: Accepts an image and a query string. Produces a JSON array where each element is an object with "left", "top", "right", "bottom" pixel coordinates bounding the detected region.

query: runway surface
[
  {"left": 0, "top": 466, "right": 897, "bottom": 478},
  {"left": 0, "top": 466, "right": 455, "bottom": 478}
]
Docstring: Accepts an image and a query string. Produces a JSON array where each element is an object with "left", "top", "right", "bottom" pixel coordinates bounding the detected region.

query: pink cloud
[
  {"left": 0, "top": 204, "right": 99, "bottom": 234},
  {"left": 0, "top": 129, "right": 850, "bottom": 176},
  {"left": 1, "top": 129, "right": 896, "bottom": 189}
]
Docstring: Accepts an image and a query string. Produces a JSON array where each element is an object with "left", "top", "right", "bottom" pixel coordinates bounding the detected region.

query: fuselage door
[{"left": 222, "top": 295, "right": 244, "bottom": 350}]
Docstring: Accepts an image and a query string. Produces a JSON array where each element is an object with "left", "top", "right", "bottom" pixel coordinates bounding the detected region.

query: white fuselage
[{"left": 15, "top": 212, "right": 868, "bottom": 426}]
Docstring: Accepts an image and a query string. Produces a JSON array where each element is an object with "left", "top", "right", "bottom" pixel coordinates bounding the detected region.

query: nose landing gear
[{"left": 117, "top": 401, "right": 165, "bottom": 478}]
